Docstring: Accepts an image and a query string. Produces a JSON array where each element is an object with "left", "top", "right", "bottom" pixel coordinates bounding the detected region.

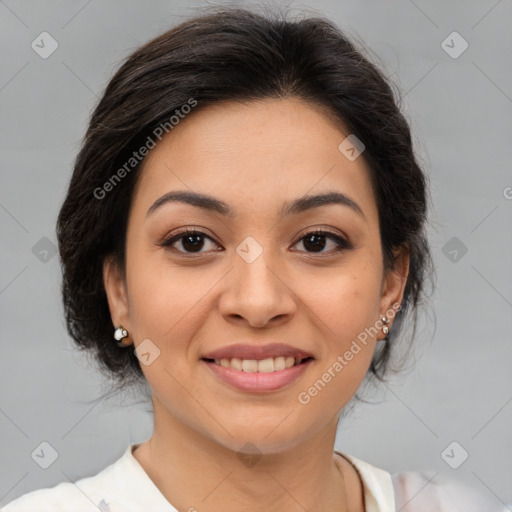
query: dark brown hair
[{"left": 57, "top": 6, "right": 433, "bottom": 396}]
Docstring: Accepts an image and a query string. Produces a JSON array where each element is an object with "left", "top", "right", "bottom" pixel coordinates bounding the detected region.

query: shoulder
[
  {"left": 1, "top": 449, "right": 130, "bottom": 512},
  {"left": 1, "top": 481, "right": 100, "bottom": 512},
  {"left": 339, "top": 451, "right": 510, "bottom": 512},
  {"left": 1, "top": 477, "right": 103, "bottom": 512},
  {"left": 392, "top": 470, "right": 510, "bottom": 512}
]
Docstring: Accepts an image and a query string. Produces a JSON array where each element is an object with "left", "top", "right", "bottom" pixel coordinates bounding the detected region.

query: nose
[{"left": 217, "top": 250, "right": 297, "bottom": 328}]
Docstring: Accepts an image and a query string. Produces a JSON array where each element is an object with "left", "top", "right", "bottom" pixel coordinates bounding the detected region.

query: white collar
[
  {"left": 101, "top": 445, "right": 395, "bottom": 511},
  {"left": 335, "top": 450, "right": 396, "bottom": 511}
]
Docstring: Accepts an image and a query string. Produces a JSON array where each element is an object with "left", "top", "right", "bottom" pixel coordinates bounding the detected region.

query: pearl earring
[
  {"left": 114, "top": 326, "right": 131, "bottom": 346},
  {"left": 381, "top": 316, "right": 390, "bottom": 335}
]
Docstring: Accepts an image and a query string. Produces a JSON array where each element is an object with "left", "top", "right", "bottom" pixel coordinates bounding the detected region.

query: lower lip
[{"left": 202, "top": 359, "right": 313, "bottom": 393}]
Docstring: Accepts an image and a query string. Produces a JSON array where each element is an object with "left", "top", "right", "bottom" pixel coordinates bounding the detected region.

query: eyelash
[{"left": 158, "top": 228, "right": 351, "bottom": 256}]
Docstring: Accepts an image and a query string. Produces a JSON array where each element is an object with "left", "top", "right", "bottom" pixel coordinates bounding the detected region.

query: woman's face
[{"left": 104, "top": 98, "right": 408, "bottom": 453}]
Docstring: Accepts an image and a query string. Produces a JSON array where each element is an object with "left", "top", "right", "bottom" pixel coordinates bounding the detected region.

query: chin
[{"left": 208, "top": 420, "right": 310, "bottom": 456}]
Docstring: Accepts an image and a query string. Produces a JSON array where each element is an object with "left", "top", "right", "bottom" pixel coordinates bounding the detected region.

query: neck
[{"left": 132, "top": 402, "right": 361, "bottom": 512}]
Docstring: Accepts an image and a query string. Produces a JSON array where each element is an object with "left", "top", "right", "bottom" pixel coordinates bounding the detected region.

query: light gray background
[{"left": 1, "top": 0, "right": 511, "bottom": 507}]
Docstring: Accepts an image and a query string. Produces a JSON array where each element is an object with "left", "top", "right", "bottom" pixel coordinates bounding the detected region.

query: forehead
[{"left": 132, "top": 98, "right": 378, "bottom": 223}]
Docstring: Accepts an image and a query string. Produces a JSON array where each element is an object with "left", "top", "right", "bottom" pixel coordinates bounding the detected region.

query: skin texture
[{"left": 103, "top": 98, "right": 409, "bottom": 511}]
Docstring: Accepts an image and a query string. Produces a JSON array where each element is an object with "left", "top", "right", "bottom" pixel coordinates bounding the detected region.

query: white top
[{"left": 1, "top": 444, "right": 508, "bottom": 511}]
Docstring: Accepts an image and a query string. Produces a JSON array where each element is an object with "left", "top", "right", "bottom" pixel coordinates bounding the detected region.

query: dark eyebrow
[
  {"left": 280, "top": 192, "right": 365, "bottom": 220},
  {"left": 146, "top": 190, "right": 365, "bottom": 220},
  {"left": 147, "top": 191, "right": 233, "bottom": 217}
]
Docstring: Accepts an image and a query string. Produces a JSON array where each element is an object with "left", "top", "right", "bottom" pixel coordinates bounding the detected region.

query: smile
[
  {"left": 203, "top": 356, "right": 312, "bottom": 372},
  {"left": 201, "top": 357, "right": 314, "bottom": 392}
]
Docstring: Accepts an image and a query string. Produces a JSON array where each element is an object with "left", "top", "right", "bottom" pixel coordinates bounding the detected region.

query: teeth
[
  {"left": 212, "top": 356, "right": 304, "bottom": 372},
  {"left": 231, "top": 358, "right": 243, "bottom": 370},
  {"left": 242, "top": 359, "right": 258, "bottom": 372}
]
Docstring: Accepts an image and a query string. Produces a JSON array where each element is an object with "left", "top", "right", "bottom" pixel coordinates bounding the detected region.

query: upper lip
[{"left": 201, "top": 343, "right": 314, "bottom": 361}]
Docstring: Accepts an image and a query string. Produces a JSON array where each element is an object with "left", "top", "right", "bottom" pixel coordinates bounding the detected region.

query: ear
[
  {"left": 103, "top": 256, "right": 131, "bottom": 334},
  {"left": 379, "top": 244, "right": 410, "bottom": 323}
]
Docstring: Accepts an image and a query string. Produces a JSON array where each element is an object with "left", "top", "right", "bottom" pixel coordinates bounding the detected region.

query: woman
[{"left": 2, "top": 6, "right": 507, "bottom": 512}]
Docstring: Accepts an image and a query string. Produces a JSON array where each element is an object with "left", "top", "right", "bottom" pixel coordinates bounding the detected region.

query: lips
[{"left": 201, "top": 343, "right": 314, "bottom": 362}]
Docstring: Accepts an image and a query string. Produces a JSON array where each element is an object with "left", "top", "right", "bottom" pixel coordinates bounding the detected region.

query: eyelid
[{"left": 159, "top": 225, "right": 214, "bottom": 241}]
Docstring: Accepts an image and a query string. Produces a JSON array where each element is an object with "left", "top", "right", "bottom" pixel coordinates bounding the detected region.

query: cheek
[
  {"left": 294, "top": 260, "right": 381, "bottom": 398},
  {"left": 124, "top": 252, "right": 212, "bottom": 401},
  {"left": 125, "top": 247, "right": 224, "bottom": 367},
  {"left": 295, "top": 282, "right": 378, "bottom": 417},
  {"left": 300, "top": 261, "right": 382, "bottom": 341}
]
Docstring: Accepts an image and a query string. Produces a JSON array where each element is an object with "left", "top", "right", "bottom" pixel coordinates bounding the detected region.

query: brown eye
[
  {"left": 294, "top": 230, "right": 350, "bottom": 254},
  {"left": 160, "top": 229, "right": 220, "bottom": 254}
]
